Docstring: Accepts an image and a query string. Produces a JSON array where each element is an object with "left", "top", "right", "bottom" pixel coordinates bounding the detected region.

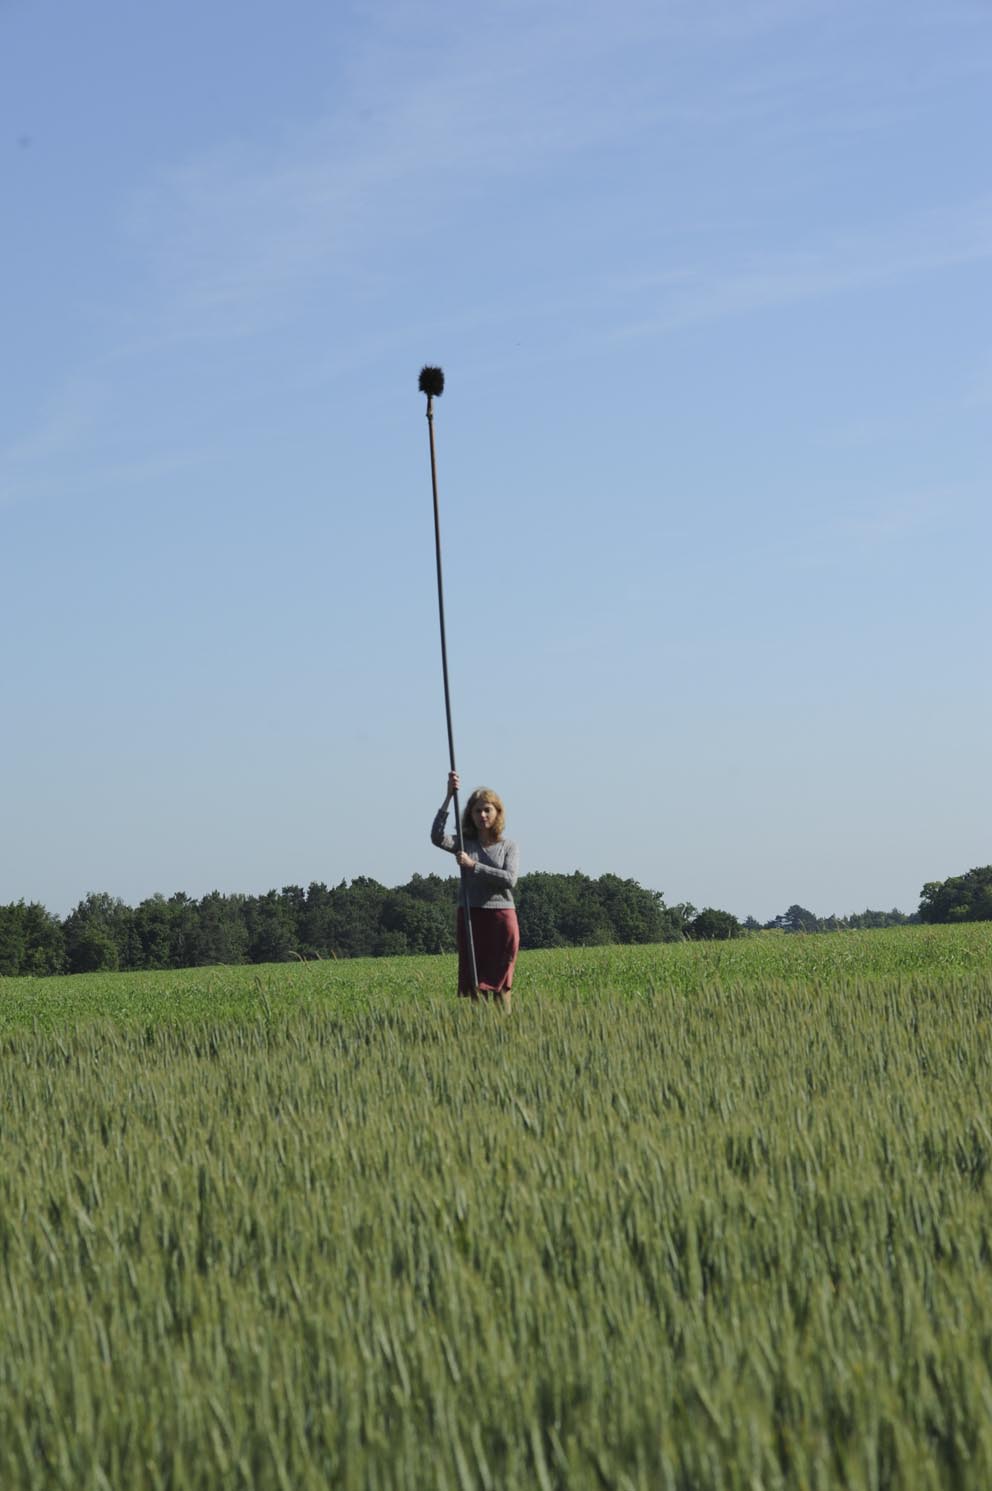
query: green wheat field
[{"left": 3, "top": 924, "right": 992, "bottom": 1490}]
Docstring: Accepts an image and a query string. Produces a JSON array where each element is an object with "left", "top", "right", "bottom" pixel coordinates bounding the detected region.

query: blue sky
[{"left": 2, "top": 0, "right": 990, "bottom": 922}]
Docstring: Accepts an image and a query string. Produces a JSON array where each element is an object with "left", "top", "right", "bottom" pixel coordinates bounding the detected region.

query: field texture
[{"left": 2, "top": 926, "right": 992, "bottom": 1489}]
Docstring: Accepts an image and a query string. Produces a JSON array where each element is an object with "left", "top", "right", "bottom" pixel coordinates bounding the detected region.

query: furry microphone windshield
[{"left": 418, "top": 366, "right": 445, "bottom": 398}]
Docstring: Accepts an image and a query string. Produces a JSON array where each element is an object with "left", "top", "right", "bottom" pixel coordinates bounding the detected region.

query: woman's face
[{"left": 471, "top": 797, "right": 498, "bottom": 835}]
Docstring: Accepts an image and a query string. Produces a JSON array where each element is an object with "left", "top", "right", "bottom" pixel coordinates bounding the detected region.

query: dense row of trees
[
  {"left": 0, "top": 872, "right": 688, "bottom": 977},
  {"left": 919, "top": 866, "right": 992, "bottom": 924},
  {"left": 760, "top": 904, "right": 915, "bottom": 934},
  {"left": 682, "top": 904, "right": 915, "bottom": 940},
  {"left": 1, "top": 865, "right": 986, "bottom": 979}
]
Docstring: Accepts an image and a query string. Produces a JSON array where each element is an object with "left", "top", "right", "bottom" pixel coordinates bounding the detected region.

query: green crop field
[{"left": 2, "top": 925, "right": 992, "bottom": 1489}]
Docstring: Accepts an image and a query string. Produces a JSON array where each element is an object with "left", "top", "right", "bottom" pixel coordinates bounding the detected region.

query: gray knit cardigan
[{"left": 431, "top": 806, "right": 520, "bottom": 910}]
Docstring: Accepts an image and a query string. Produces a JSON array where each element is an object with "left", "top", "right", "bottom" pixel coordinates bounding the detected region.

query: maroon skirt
[{"left": 456, "top": 907, "right": 520, "bottom": 996}]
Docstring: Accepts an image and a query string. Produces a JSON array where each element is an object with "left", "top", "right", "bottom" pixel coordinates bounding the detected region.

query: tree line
[
  {"left": 0, "top": 863, "right": 987, "bottom": 978},
  {"left": 0, "top": 872, "right": 685, "bottom": 977}
]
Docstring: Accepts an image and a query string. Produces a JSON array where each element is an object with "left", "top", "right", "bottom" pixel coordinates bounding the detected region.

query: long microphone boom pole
[{"left": 419, "top": 365, "right": 479, "bottom": 995}]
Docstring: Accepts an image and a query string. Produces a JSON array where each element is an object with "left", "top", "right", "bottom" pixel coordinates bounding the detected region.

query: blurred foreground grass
[{"left": 2, "top": 925, "right": 992, "bottom": 1488}]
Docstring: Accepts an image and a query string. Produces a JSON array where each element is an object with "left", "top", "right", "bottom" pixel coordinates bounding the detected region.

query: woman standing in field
[{"left": 431, "top": 771, "right": 520, "bottom": 1010}]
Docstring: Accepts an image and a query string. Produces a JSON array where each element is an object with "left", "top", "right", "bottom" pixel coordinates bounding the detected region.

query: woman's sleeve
[
  {"left": 431, "top": 806, "right": 456, "bottom": 853},
  {"left": 472, "top": 839, "right": 519, "bottom": 889}
]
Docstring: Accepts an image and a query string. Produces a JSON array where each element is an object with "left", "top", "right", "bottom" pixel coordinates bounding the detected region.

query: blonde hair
[{"left": 462, "top": 787, "right": 506, "bottom": 841}]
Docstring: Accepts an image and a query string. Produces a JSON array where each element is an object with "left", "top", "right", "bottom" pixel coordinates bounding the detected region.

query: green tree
[
  {"left": 64, "top": 893, "right": 134, "bottom": 973},
  {"left": 516, "top": 872, "right": 687, "bottom": 950},
  {"left": 591, "top": 874, "right": 670, "bottom": 944},
  {"left": 0, "top": 903, "right": 27, "bottom": 974},
  {"left": 297, "top": 880, "right": 386, "bottom": 959},
  {"left": 0, "top": 901, "right": 66, "bottom": 975},
  {"left": 279, "top": 885, "right": 307, "bottom": 942},
  {"left": 69, "top": 923, "right": 120, "bottom": 973},
  {"left": 244, "top": 890, "right": 297, "bottom": 964},
  {"left": 133, "top": 895, "right": 174, "bottom": 969},
  {"left": 844, "top": 908, "right": 911, "bottom": 930},
  {"left": 296, "top": 882, "right": 336, "bottom": 958},
  {"left": 193, "top": 892, "right": 249, "bottom": 966},
  {"left": 380, "top": 891, "right": 453, "bottom": 955},
  {"left": 780, "top": 904, "right": 821, "bottom": 934},
  {"left": 666, "top": 903, "right": 697, "bottom": 939},
  {"left": 165, "top": 892, "right": 202, "bottom": 968},
  {"left": 330, "top": 878, "right": 390, "bottom": 959},
  {"left": 687, "top": 907, "right": 744, "bottom": 940},
  {"left": 399, "top": 873, "right": 459, "bottom": 907},
  {"left": 919, "top": 867, "right": 992, "bottom": 924},
  {"left": 516, "top": 874, "right": 569, "bottom": 950},
  {"left": 20, "top": 901, "right": 66, "bottom": 974}
]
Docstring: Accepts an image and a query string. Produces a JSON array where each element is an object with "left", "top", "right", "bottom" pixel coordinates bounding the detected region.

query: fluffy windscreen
[{"left": 418, "top": 366, "right": 445, "bottom": 397}]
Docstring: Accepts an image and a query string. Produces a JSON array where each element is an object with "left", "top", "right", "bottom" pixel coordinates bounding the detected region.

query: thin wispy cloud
[
  {"left": 6, "top": 0, "right": 988, "bottom": 504},
  {"left": 0, "top": 379, "right": 109, "bottom": 508},
  {"left": 121, "top": 0, "right": 840, "bottom": 344},
  {"left": 616, "top": 199, "right": 992, "bottom": 338}
]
